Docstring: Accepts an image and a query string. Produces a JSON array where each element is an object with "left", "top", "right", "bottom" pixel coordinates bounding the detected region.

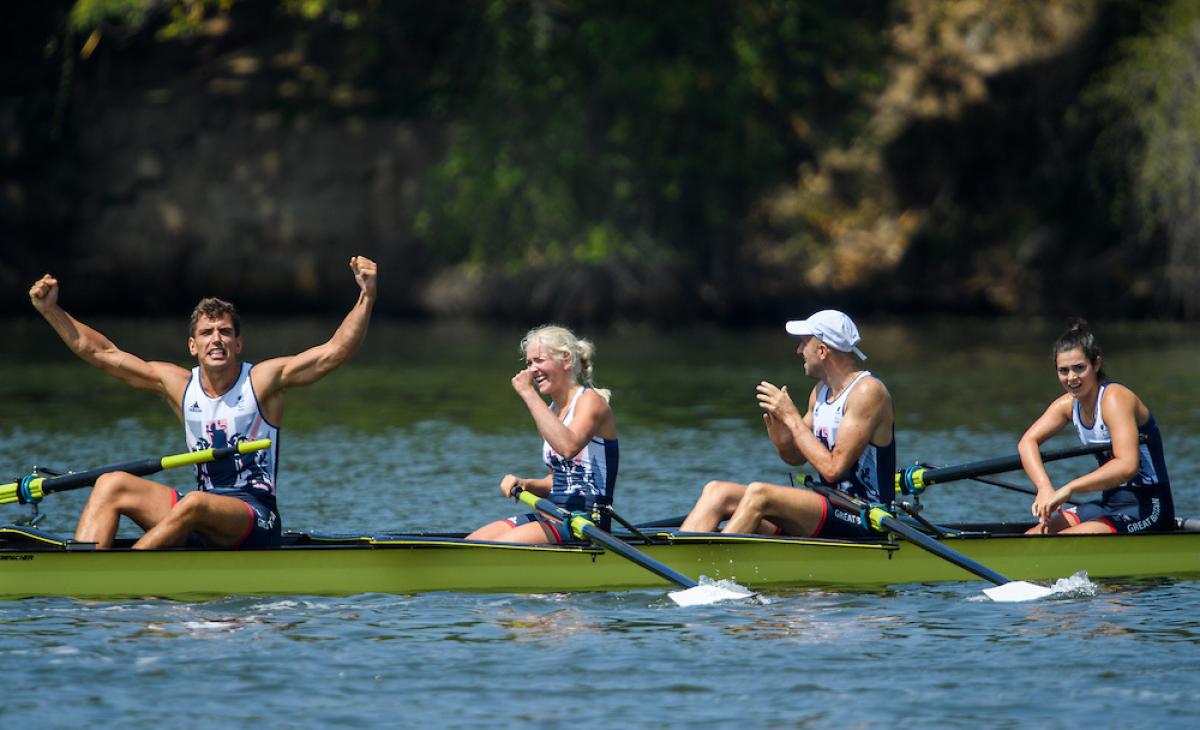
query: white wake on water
[{"left": 1042, "top": 570, "right": 1099, "bottom": 597}]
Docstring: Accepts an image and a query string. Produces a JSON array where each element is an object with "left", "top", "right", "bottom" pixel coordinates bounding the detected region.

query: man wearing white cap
[{"left": 681, "top": 310, "right": 895, "bottom": 538}]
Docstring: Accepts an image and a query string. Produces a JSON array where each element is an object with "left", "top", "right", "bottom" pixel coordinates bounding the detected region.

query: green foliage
[
  {"left": 68, "top": 0, "right": 149, "bottom": 34},
  {"left": 68, "top": 0, "right": 237, "bottom": 39},
  {"left": 55, "top": 1, "right": 889, "bottom": 299},
  {"left": 69, "top": 0, "right": 354, "bottom": 40},
  {"left": 416, "top": 0, "right": 889, "bottom": 273},
  {"left": 1081, "top": 0, "right": 1200, "bottom": 314}
]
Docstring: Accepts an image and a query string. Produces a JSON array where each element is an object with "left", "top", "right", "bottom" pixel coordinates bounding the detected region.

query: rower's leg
[
  {"left": 74, "top": 472, "right": 177, "bottom": 549},
  {"left": 680, "top": 481, "right": 749, "bottom": 532},
  {"left": 133, "top": 491, "right": 254, "bottom": 549},
  {"left": 723, "top": 481, "right": 826, "bottom": 537},
  {"left": 1024, "top": 511, "right": 1075, "bottom": 535},
  {"left": 485, "top": 521, "right": 555, "bottom": 544},
  {"left": 467, "top": 520, "right": 517, "bottom": 540},
  {"left": 1056, "top": 519, "right": 1118, "bottom": 535}
]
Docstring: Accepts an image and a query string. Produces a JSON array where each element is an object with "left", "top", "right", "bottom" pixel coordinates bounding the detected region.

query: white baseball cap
[{"left": 785, "top": 310, "right": 867, "bottom": 360}]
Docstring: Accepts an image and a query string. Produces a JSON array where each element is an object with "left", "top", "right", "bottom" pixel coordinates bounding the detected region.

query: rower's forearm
[
  {"left": 324, "top": 293, "right": 375, "bottom": 363},
  {"left": 338, "top": 292, "right": 375, "bottom": 346},
  {"left": 525, "top": 395, "right": 585, "bottom": 458},
  {"left": 517, "top": 475, "right": 552, "bottom": 497},
  {"left": 1018, "top": 441, "right": 1055, "bottom": 493},
  {"left": 41, "top": 307, "right": 110, "bottom": 364},
  {"left": 776, "top": 447, "right": 806, "bottom": 466},
  {"left": 1023, "top": 464, "right": 1054, "bottom": 494},
  {"left": 1065, "top": 459, "right": 1138, "bottom": 496},
  {"left": 811, "top": 458, "right": 847, "bottom": 485},
  {"left": 773, "top": 439, "right": 806, "bottom": 466},
  {"left": 794, "top": 432, "right": 842, "bottom": 483}
]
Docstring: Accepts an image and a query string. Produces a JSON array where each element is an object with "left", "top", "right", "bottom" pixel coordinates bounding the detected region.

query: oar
[
  {"left": 897, "top": 440, "right": 1127, "bottom": 495},
  {"left": 805, "top": 481, "right": 1054, "bottom": 602},
  {"left": 965, "top": 473, "right": 1085, "bottom": 507},
  {"left": 0, "top": 439, "right": 272, "bottom": 506},
  {"left": 509, "top": 486, "right": 753, "bottom": 606}
]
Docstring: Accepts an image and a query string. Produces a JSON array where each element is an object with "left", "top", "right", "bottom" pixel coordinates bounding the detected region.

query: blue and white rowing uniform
[
  {"left": 808, "top": 371, "right": 895, "bottom": 538},
  {"left": 506, "top": 386, "right": 619, "bottom": 543},
  {"left": 180, "top": 362, "right": 282, "bottom": 547},
  {"left": 1061, "top": 383, "right": 1173, "bottom": 534}
]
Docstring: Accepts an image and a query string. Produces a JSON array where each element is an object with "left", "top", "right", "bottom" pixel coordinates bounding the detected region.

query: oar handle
[
  {"left": 154, "top": 439, "right": 272, "bottom": 475},
  {"left": 0, "top": 439, "right": 271, "bottom": 506},
  {"left": 898, "top": 439, "right": 1139, "bottom": 494},
  {"left": 513, "top": 486, "right": 570, "bottom": 530}
]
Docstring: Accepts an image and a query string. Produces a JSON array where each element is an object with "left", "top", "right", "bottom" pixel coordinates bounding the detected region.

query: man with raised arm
[
  {"left": 28, "top": 256, "right": 378, "bottom": 549},
  {"left": 681, "top": 310, "right": 895, "bottom": 537}
]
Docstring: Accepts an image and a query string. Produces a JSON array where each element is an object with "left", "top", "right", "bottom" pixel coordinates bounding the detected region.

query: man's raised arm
[
  {"left": 257, "top": 256, "right": 378, "bottom": 394},
  {"left": 29, "top": 274, "right": 183, "bottom": 396}
]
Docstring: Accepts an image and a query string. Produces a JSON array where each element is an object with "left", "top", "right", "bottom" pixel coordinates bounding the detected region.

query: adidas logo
[{"left": 188, "top": 401, "right": 202, "bottom": 413}]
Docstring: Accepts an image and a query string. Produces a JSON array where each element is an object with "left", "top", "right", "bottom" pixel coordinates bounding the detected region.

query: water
[{"left": 2, "top": 317, "right": 1199, "bottom": 727}]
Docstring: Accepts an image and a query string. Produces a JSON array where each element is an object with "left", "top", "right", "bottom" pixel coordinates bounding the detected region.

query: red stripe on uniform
[
  {"left": 547, "top": 518, "right": 568, "bottom": 544},
  {"left": 235, "top": 502, "right": 255, "bottom": 546},
  {"left": 811, "top": 495, "right": 830, "bottom": 537}
]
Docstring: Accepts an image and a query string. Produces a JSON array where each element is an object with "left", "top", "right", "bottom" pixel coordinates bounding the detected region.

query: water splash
[
  {"left": 669, "top": 576, "right": 759, "bottom": 607},
  {"left": 1043, "top": 570, "right": 1098, "bottom": 598},
  {"left": 977, "top": 571, "right": 1097, "bottom": 602}
]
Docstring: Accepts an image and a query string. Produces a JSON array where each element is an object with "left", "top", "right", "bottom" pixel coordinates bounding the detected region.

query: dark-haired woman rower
[{"left": 1018, "top": 319, "right": 1173, "bottom": 535}]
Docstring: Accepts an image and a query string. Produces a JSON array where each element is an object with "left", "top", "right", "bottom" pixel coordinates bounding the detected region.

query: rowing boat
[
  {"left": 3, "top": 520, "right": 1198, "bottom": 600},
  {"left": 9, "top": 438, "right": 1175, "bottom": 601}
]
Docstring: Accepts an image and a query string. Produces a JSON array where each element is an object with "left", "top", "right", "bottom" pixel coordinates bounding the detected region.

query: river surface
[{"left": 2, "top": 317, "right": 1199, "bottom": 727}]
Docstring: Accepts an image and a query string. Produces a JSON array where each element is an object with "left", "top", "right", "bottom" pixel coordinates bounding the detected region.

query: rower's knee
[
  {"left": 91, "top": 472, "right": 140, "bottom": 506},
  {"left": 742, "top": 482, "right": 772, "bottom": 509},
  {"left": 700, "top": 480, "right": 740, "bottom": 508},
  {"left": 168, "top": 491, "right": 217, "bottom": 527},
  {"left": 176, "top": 491, "right": 216, "bottom": 512}
]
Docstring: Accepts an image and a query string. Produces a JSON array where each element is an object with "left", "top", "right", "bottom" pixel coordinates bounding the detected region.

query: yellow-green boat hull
[{"left": 2, "top": 526, "right": 1197, "bottom": 599}]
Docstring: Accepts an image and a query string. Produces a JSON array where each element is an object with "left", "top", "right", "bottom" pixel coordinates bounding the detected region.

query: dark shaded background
[{"left": 2, "top": 0, "right": 1196, "bottom": 326}]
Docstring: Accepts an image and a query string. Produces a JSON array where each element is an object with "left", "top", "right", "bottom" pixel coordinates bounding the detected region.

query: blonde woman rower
[{"left": 468, "top": 325, "right": 619, "bottom": 544}]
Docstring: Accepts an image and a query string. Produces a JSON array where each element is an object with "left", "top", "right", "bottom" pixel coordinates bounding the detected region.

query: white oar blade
[
  {"left": 983, "top": 580, "right": 1056, "bottom": 602},
  {"left": 669, "top": 579, "right": 756, "bottom": 607}
]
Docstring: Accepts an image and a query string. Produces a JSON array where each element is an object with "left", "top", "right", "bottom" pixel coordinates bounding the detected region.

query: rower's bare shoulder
[
  {"left": 1101, "top": 382, "right": 1148, "bottom": 420},
  {"left": 247, "top": 356, "right": 290, "bottom": 392},
  {"left": 578, "top": 388, "right": 617, "bottom": 437},
  {"left": 854, "top": 374, "right": 892, "bottom": 404},
  {"left": 1101, "top": 382, "right": 1137, "bottom": 404},
  {"left": 150, "top": 361, "right": 192, "bottom": 398},
  {"left": 583, "top": 387, "right": 618, "bottom": 417},
  {"left": 1047, "top": 392, "right": 1076, "bottom": 417},
  {"left": 843, "top": 376, "right": 892, "bottom": 433}
]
